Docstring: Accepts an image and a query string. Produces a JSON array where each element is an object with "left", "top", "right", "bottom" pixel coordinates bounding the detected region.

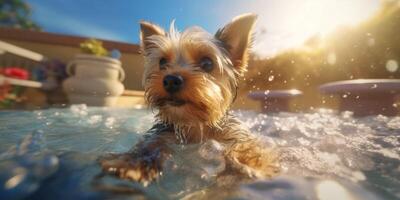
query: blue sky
[{"left": 26, "top": 0, "right": 380, "bottom": 56}]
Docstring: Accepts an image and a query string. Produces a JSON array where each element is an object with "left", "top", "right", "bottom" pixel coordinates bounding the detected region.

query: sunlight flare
[{"left": 251, "top": 0, "right": 380, "bottom": 56}]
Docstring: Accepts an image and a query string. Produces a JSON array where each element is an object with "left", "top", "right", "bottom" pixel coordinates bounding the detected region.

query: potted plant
[{"left": 62, "top": 39, "right": 125, "bottom": 106}]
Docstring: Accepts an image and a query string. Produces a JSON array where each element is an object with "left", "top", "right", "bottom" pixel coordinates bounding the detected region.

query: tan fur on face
[
  {"left": 141, "top": 14, "right": 256, "bottom": 128},
  {"left": 145, "top": 68, "right": 233, "bottom": 127}
]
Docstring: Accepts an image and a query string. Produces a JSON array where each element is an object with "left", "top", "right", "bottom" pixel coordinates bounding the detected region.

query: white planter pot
[{"left": 63, "top": 54, "right": 125, "bottom": 106}]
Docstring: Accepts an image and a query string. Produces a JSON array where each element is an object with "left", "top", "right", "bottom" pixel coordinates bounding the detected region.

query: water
[{"left": 0, "top": 105, "right": 399, "bottom": 199}]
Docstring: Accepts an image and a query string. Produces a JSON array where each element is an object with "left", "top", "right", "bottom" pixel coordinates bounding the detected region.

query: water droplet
[
  {"left": 371, "top": 84, "right": 377, "bottom": 89},
  {"left": 342, "top": 94, "right": 348, "bottom": 98},
  {"left": 386, "top": 60, "right": 398, "bottom": 73},
  {"left": 268, "top": 75, "right": 274, "bottom": 82}
]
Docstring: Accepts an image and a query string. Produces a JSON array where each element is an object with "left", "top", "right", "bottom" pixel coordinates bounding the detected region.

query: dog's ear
[
  {"left": 140, "top": 21, "right": 166, "bottom": 53},
  {"left": 215, "top": 14, "right": 257, "bottom": 75}
]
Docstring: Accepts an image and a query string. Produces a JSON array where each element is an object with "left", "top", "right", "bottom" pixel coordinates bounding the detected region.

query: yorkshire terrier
[{"left": 100, "top": 13, "right": 278, "bottom": 186}]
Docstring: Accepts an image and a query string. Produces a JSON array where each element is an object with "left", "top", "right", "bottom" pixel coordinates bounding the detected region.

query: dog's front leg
[
  {"left": 216, "top": 122, "right": 279, "bottom": 179},
  {"left": 99, "top": 124, "right": 175, "bottom": 185},
  {"left": 224, "top": 139, "right": 279, "bottom": 179}
]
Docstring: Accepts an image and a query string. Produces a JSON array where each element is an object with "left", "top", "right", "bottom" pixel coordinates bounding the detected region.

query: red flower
[{"left": 2, "top": 67, "right": 29, "bottom": 80}]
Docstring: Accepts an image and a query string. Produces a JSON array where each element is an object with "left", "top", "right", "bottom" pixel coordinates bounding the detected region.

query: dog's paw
[{"left": 99, "top": 152, "right": 163, "bottom": 186}]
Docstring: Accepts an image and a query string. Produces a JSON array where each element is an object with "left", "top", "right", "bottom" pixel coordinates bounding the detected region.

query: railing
[
  {"left": 0, "top": 53, "right": 40, "bottom": 70},
  {"left": 0, "top": 40, "right": 46, "bottom": 88},
  {"left": 0, "top": 40, "right": 45, "bottom": 70}
]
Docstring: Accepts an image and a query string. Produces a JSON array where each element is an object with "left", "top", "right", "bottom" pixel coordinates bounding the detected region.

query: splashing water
[{"left": 0, "top": 106, "right": 399, "bottom": 199}]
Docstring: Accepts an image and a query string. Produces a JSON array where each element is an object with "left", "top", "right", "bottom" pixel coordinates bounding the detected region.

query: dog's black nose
[{"left": 163, "top": 75, "right": 184, "bottom": 93}]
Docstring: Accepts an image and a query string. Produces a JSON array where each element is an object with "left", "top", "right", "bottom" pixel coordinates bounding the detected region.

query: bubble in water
[
  {"left": 386, "top": 60, "right": 398, "bottom": 72},
  {"left": 316, "top": 152, "right": 340, "bottom": 166},
  {"left": 70, "top": 104, "right": 88, "bottom": 116},
  {"left": 88, "top": 115, "right": 102, "bottom": 125},
  {"left": 105, "top": 117, "right": 116, "bottom": 129}
]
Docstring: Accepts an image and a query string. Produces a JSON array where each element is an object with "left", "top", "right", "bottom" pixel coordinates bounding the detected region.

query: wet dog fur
[{"left": 99, "top": 14, "right": 279, "bottom": 186}]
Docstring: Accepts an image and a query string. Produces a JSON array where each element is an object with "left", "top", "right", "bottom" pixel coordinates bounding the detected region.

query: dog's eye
[
  {"left": 159, "top": 57, "right": 168, "bottom": 70},
  {"left": 199, "top": 57, "right": 213, "bottom": 72}
]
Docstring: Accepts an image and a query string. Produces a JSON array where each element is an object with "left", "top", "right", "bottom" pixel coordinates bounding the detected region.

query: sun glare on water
[{"left": 249, "top": 0, "right": 380, "bottom": 56}]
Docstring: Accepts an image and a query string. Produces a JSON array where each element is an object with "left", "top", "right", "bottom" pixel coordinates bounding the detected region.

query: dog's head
[{"left": 140, "top": 14, "right": 257, "bottom": 127}]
